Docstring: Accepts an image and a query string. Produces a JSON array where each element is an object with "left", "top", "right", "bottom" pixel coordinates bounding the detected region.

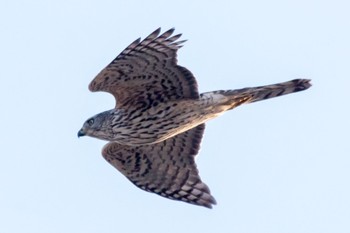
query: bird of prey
[{"left": 78, "top": 28, "right": 311, "bottom": 208}]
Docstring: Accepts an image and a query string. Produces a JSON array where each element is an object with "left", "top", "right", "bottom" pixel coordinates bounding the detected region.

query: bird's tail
[{"left": 218, "top": 79, "right": 312, "bottom": 110}]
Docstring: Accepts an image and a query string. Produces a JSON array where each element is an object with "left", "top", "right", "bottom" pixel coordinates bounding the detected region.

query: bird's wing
[
  {"left": 102, "top": 124, "right": 216, "bottom": 208},
  {"left": 89, "top": 28, "right": 199, "bottom": 108}
]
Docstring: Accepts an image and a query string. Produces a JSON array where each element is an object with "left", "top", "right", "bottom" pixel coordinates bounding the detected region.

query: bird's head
[{"left": 78, "top": 110, "right": 113, "bottom": 140}]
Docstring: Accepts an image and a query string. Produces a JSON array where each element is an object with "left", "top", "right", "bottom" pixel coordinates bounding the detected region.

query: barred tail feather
[
  {"left": 221, "top": 79, "right": 311, "bottom": 109},
  {"left": 247, "top": 79, "right": 311, "bottom": 103}
]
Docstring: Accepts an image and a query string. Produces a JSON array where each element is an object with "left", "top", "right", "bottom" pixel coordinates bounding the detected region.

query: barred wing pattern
[
  {"left": 89, "top": 28, "right": 199, "bottom": 108},
  {"left": 78, "top": 28, "right": 312, "bottom": 209},
  {"left": 102, "top": 124, "right": 217, "bottom": 208}
]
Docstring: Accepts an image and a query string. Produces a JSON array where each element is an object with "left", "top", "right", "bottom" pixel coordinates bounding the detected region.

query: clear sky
[{"left": 1, "top": 0, "right": 349, "bottom": 232}]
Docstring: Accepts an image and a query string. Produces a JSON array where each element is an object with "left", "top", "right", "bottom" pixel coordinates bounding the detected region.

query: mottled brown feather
[
  {"left": 102, "top": 124, "right": 216, "bottom": 208},
  {"left": 89, "top": 28, "right": 199, "bottom": 108}
]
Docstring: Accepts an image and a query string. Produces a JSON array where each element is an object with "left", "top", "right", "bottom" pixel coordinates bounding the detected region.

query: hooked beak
[{"left": 77, "top": 129, "right": 86, "bottom": 138}]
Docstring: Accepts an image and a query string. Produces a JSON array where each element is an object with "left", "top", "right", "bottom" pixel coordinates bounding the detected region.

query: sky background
[{"left": 1, "top": 0, "right": 349, "bottom": 232}]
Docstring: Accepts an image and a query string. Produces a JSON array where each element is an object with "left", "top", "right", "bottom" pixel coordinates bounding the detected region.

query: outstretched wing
[
  {"left": 102, "top": 124, "right": 216, "bottom": 208},
  {"left": 89, "top": 28, "right": 199, "bottom": 108}
]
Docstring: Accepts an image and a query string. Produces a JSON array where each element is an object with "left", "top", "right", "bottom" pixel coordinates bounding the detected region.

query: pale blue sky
[{"left": 1, "top": 0, "right": 349, "bottom": 232}]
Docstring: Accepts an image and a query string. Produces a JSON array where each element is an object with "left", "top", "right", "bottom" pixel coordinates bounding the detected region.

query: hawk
[{"left": 78, "top": 28, "right": 311, "bottom": 208}]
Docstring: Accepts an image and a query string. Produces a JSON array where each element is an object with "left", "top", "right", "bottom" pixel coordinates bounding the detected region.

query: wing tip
[
  {"left": 148, "top": 27, "right": 162, "bottom": 39},
  {"left": 202, "top": 196, "right": 217, "bottom": 209},
  {"left": 164, "top": 27, "right": 175, "bottom": 35}
]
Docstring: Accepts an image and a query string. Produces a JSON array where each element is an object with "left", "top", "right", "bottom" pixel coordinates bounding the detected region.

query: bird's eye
[{"left": 87, "top": 118, "right": 94, "bottom": 126}]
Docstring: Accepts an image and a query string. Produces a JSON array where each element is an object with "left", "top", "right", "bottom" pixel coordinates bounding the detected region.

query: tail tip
[{"left": 294, "top": 79, "right": 312, "bottom": 91}]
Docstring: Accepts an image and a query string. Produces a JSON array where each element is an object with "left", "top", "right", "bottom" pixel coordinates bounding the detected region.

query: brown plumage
[{"left": 78, "top": 28, "right": 311, "bottom": 208}]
